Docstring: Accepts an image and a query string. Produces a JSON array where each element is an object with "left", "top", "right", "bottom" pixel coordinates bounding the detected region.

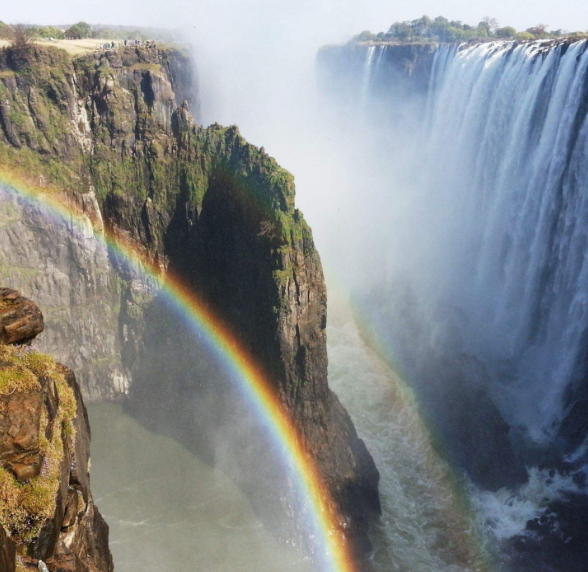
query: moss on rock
[{"left": 0, "top": 346, "right": 77, "bottom": 544}]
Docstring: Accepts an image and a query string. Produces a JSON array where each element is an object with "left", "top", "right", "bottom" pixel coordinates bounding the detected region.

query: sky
[{"left": 1, "top": 0, "right": 587, "bottom": 39}]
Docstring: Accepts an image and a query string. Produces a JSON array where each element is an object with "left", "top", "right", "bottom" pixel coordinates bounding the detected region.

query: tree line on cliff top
[
  {"left": 355, "top": 16, "right": 588, "bottom": 43},
  {"left": 0, "top": 21, "right": 176, "bottom": 42}
]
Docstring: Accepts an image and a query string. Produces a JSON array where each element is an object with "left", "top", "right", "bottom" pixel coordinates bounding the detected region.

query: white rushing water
[
  {"left": 327, "top": 295, "right": 487, "bottom": 572},
  {"left": 327, "top": 38, "right": 588, "bottom": 568},
  {"left": 353, "top": 39, "right": 588, "bottom": 446},
  {"left": 418, "top": 40, "right": 588, "bottom": 444}
]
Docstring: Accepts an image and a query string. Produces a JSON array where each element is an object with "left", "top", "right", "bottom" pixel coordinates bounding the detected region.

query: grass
[
  {"left": 0, "top": 38, "right": 127, "bottom": 57},
  {"left": 0, "top": 39, "right": 184, "bottom": 59}
]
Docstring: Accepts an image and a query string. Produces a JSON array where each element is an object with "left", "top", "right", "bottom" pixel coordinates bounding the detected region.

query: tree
[
  {"left": 480, "top": 16, "right": 499, "bottom": 33},
  {"left": 36, "top": 26, "right": 65, "bottom": 40},
  {"left": 0, "top": 21, "right": 11, "bottom": 39},
  {"left": 475, "top": 24, "right": 490, "bottom": 38},
  {"left": 65, "top": 21, "right": 92, "bottom": 39},
  {"left": 7, "top": 24, "right": 37, "bottom": 49},
  {"left": 515, "top": 31, "right": 536, "bottom": 41},
  {"left": 496, "top": 26, "right": 517, "bottom": 38},
  {"left": 413, "top": 15, "right": 432, "bottom": 37},
  {"left": 356, "top": 30, "right": 376, "bottom": 42},
  {"left": 388, "top": 22, "right": 413, "bottom": 41},
  {"left": 527, "top": 24, "right": 548, "bottom": 37}
]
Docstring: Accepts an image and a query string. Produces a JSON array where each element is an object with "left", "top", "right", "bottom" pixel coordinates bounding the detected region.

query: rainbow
[{"left": 0, "top": 167, "right": 356, "bottom": 572}]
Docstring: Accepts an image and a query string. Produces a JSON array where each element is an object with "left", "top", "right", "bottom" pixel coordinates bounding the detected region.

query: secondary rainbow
[{"left": 0, "top": 167, "right": 356, "bottom": 572}]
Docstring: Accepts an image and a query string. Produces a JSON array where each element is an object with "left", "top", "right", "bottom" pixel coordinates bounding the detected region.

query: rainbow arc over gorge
[{"left": 0, "top": 166, "right": 356, "bottom": 572}]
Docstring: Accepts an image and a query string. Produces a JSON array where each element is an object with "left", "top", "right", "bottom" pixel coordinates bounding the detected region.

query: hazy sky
[{"left": 2, "top": 0, "right": 587, "bottom": 39}]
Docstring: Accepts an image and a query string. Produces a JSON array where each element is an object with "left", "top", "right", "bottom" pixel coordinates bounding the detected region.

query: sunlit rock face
[
  {"left": 0, "top": 44, "right": 380, "bottom": 557},
  {"left": 0, "top": 289, "right": 113, "bottom": 572},
  {"left": 0, "top": 190, "right": 128, "bottom": 400}
]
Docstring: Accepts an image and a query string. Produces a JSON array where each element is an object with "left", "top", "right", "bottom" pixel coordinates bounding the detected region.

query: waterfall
[
  {"left": 359, "top": 46, "right": 377, "bottom": 108},
  {"left": 318, "top": 38, "right": 588, "bottom": 569},
  {"left": 419, "top": 40, "right": 588, "bottom": 445},
  {"left": 354, "top": 40, "right": 588, "bottom": 564}
]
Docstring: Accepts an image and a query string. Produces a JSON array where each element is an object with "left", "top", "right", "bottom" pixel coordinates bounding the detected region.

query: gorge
[
  {"left": 0, "top": 41, "right": 379, "bottom": 570},
  {"left": 1, "top": 18, "right": 588, "bottom": 572}
]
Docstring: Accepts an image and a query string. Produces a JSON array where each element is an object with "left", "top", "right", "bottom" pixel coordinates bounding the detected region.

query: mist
[
  {"left": 2, "top": 1, "right": 588, "bottom": 571},
  {"left": 186, "top": 8, "right": 588, "bottom": 571}
]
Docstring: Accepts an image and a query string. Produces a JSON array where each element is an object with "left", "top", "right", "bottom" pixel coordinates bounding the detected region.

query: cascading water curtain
[{"left": 422, "top": 40, "right": 588, "bottom": 446}]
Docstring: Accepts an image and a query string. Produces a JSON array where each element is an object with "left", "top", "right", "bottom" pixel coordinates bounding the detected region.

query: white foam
[{"left": 471, "top": 467, "right": 586, "bottom": 541}]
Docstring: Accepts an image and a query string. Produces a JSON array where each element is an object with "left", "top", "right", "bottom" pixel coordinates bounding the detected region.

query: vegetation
[
  {"left": 0, "top": 38, "right": 305, "bottom": 273},
  {"left": 5, "top": 24, "right": 37, "bottom": 49},
  {"left": 34, "top": 26, "right": 65, "bottom": 40},
  {"left": 90, "top": 24, "right": 179, "bottom": 42},
  {"left": 0, "top": 20, "right": 178, "bottom": 43},
  {"left": 0, "top": 21, "right": 10, "bottom": 39},
  {"left": 65, "top": 21, "right": 92, "bottom": 39},
  {"left": 0, "top": 346, "right": 77, "bottom": 544},
  {"left": 354, "top": 15, "right": 588, "bottom": 44}
]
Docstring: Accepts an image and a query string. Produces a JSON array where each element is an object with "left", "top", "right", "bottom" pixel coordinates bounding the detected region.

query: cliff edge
[
  {"left": 0, "top": 44, "right": 380, "bottom": 556},
  {"left": 0, "top": 288, "right": 112, "bottom": 572}
]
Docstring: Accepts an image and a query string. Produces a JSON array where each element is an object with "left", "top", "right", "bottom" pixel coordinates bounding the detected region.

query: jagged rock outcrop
[
  {"left": 0, "top": 288, "right": 112, "bottom": 572},
  {"left": 0, "top": 44, "right": 379, "bottom": 556},
  {"left": 0, "top": 288, "right": 44, "bottom": 345}
]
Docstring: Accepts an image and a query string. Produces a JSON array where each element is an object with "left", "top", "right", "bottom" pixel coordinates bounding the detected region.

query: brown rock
[
  {"left": 0, "top": 391, "right": 44, "bottom": 481},
  {"left": 0, "top": 526, "right": 15, "bottom": 572},
  {"left": 0, "top": 288, "right": 44, "bottom": 345},
  {"left": 0, "top": 292, "right": 112, "bottom": 571}
]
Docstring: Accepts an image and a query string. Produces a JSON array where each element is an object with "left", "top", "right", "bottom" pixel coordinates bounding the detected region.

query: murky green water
[{"left": 88, "top": 403, "right": 312, "bottom": 572}]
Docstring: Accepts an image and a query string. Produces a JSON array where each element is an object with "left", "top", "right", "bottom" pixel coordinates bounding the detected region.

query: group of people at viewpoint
[{"left": 96, "top": 39, "right": 157, "bottom": 50}]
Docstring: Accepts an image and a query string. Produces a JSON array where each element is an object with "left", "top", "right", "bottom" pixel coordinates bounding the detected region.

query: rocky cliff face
[
  {"left": 0, "top": 188, "right": 127, "bottom": 400},
  {"left": 0, "top": 44, "right": 379, "bottom": 557},
  {"left": 317, "top": 42, "right": 438, "bottom": 102},
  {"left": 0, "top": 44, "right": 199, "bottom": 400},
  {"left": 0, "top": 288, "right": 112, "bottom": 572}
]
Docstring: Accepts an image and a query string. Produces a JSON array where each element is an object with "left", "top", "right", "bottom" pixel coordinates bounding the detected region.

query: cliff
[
  {"left": 316, "top": 42, "right": 438, "bottom": 102},
  {"left": 0, "top": 288, "right": 112, "bottom": 572},
  {"left": 0, "top": 44, "right": 380, "bottom": 556}
]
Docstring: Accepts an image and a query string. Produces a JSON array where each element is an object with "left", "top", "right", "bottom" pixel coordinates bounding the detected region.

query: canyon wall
[
  {"left": 317, "top": 42, "right": 438, "bottom": 98},
  {"left": 0, "top": 43, "right": 379, "bottom": 556}
]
